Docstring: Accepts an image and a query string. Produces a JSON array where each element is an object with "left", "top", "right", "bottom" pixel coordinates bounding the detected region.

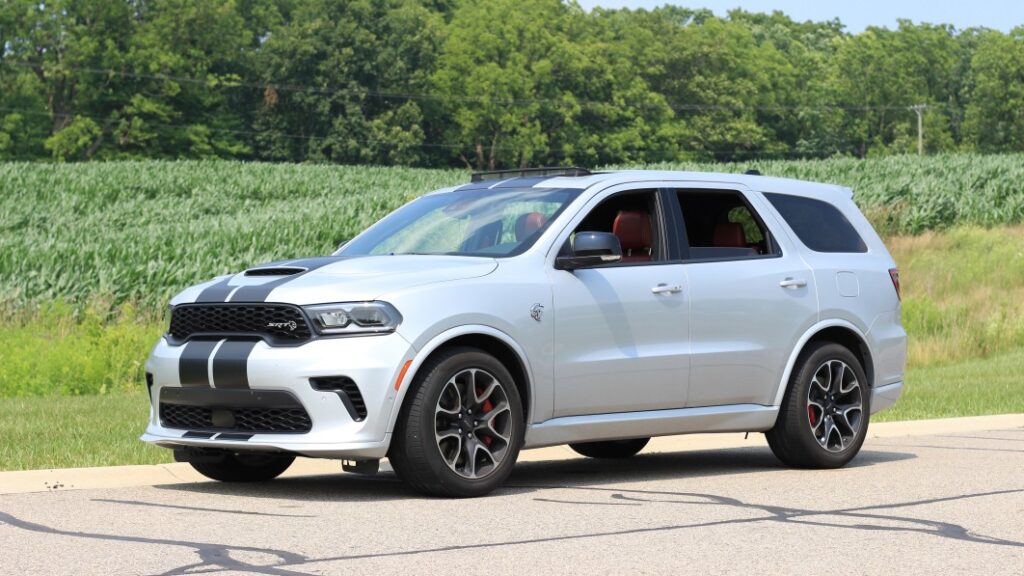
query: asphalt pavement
[{"left": 1, "top": 416, "right": 1022, "bottom": 575}]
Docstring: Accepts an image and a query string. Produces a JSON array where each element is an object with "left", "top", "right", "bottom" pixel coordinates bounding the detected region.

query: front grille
[
  {"left": 169, "top": 304, "right": 312, "bottom": 345},
  {"left": 161, "top": 404, "right": 312, "bottom": 433},
  {"left": 310, "top": 376, "right": 367, "bottom": 421},
  {"left": 159, "top": 388, "right": 313, "bottom": 433}
]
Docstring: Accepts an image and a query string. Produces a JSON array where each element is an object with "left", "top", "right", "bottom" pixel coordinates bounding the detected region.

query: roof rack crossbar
[{"left": 470, "top": 166, "right": 591, "bottom": 183}]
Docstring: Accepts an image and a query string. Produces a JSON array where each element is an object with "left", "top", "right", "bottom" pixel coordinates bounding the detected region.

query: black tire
[
  {"left": 388, "top": 347, "right": 524, "bottom": 498},
  {"left": 569, "top": 438, "right": 650, "bottom": 459},
  {"left": 189, "top": 452, "right": 295, "bottom": 482},
  {"left": 766, "top": 341, "right": 871, "bottom": 468}
]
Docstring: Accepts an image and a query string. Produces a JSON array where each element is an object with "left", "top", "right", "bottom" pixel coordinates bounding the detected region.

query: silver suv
[{"left": 143, "top": 167, "right": 907, "bottom": 497}]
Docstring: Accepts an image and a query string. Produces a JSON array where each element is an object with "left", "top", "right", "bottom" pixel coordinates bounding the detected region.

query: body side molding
[{"left": 524, "top": 404, "right": 779, "bottom": 449}]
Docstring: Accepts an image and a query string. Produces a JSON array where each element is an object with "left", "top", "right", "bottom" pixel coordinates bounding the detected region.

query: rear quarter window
[{"left": 765, "top": 193, "right": 867, "bottom": 253}]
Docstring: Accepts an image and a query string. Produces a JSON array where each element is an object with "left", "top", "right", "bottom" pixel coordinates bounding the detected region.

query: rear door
[{"left": 669, "top": 184, "right": 819, "bottom": 407}]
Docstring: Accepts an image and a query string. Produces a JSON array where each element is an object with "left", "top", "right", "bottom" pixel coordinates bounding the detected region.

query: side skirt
[{"left": 523, "top": 404, "right": 779, "bottom": 449}]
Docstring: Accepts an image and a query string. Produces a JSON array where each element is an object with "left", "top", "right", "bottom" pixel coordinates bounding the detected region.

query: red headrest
[
  {"left": 515, "top": 212, "right": 547, "bottom": 241},
  {"left": 713, "top": 222, "right": 747, "bottom": 248},
  {"left": 612, "top": 211, "right": 652, "bottom": 250}
]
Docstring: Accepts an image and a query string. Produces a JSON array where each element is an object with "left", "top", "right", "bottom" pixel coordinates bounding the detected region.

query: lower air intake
[{"left": 159, "top": 388, "right": 312, "bottom": 433}]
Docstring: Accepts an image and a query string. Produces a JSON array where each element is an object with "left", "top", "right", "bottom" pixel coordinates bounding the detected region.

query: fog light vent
[{"left": 310, "top": 376, "right": 367, "bottom": 421}]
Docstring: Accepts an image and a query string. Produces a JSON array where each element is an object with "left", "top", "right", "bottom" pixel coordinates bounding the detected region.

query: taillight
[{"left": 889, "top": 268, "right": 901, "bottom": 301}]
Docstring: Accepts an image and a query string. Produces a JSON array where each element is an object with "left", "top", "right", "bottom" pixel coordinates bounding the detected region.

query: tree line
[{"left": 2, "top": 0, "right": 1024, "bottom": 168}]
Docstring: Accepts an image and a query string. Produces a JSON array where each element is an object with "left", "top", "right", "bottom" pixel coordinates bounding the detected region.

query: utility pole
[{"left": 909, "top": 104, "right": 927, "bottom": 155}]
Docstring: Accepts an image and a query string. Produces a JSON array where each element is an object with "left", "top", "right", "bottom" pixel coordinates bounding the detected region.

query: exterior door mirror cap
[{"left": 555, "top": 231, "right": 623, "bottom": 270}]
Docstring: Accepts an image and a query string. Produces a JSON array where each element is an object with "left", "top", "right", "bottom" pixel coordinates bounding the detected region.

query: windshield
[{"left": 338, "top": 187, "right": 582, "bottom": 257}]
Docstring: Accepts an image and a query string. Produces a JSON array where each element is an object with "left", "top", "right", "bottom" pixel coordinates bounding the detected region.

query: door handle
[
  {"left": 651, "top": 283, "right": 682, "bottom": 295},
  {"left": 779, "top": 277, "right": 807, "bottom": 289}
]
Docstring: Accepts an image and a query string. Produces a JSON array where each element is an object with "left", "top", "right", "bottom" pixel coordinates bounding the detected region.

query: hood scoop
[{"left": 244, "top": 266, "right": 307, "bottom": 277}]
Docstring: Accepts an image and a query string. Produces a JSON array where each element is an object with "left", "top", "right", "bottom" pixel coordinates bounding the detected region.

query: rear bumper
[
  {"left": 142, "top": 332, "right": 414, "bottom": 459},
  {"left": 870, "top": 381, "right": 903, "bottom": 414}
]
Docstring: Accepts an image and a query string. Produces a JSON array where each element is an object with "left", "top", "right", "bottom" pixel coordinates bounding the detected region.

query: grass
[
  {"left": 0, "top": 350, "right": 1019, "bottom": 470},
  {"left": 875, "top": 349, "right": 1024, "bottom": 422},
  {"left": 0, "top": 391, "right": 170, "bottom": 471},
  {"left": 0, "top": 301, "right": 162, "bottom": 396},
  {"left": 888, "top": 226, "right": 1024, "bottom": 366}
]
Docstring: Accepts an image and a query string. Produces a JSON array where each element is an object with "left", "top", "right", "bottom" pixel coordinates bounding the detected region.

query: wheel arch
[
  {"left": 771, "top": 320, "right": 875, "bottom": 407},
  {"left": 386, "top": 325, "right": 534, "bottom": 435}
]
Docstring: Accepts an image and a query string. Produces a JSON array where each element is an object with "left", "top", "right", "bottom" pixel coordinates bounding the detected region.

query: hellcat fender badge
[{"left": 530, "top": 304, "right": 544, "bottom": 322}]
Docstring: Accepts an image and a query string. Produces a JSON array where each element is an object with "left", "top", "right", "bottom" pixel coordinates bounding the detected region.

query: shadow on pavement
[{"left": 152, "top": 445, "right": 915, "bottom": 502}]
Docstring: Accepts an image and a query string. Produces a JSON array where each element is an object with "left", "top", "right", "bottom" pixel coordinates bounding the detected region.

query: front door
[{"left": 550, "top": 188, "right": 690, "bottom": 417}]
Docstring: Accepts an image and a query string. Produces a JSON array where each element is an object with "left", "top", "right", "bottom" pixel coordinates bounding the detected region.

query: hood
[{"left": 172, "top": 255, "right": 498, "bottom": 306}]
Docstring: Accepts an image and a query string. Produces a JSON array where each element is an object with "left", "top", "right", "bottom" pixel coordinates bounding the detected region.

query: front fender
[{"left": 384, "top": 324, "right": 540, "bottom": 435}]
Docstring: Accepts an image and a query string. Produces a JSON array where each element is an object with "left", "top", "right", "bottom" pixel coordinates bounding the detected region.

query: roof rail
[{"left": 470, "top": 166, "right": 591, "bottom": 183}]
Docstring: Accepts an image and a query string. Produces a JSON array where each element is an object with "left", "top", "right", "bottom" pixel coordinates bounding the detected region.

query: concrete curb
[{"left": 2, "top": 414, "right": 1021, "bottom": 495}]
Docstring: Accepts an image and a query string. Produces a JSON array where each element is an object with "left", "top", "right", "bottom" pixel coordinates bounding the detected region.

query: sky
[{"left": 575, "top": 1, "right": 1024, "bottom": 32}]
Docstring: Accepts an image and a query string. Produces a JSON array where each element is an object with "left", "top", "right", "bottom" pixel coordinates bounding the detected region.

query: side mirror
[{"left": 555, "top": 232, "right": 623, "bottom": 270}]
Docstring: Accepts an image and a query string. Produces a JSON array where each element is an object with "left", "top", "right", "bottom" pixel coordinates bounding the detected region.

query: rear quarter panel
[{"left": 754, "top": 187, "right": 907, "bottom": 390}]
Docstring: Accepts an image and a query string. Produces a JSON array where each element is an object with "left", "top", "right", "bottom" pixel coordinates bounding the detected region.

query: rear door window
[
  {"left": 674, "top": 189, "right": 778, "bottom": 261},
  {"left": 765, "top": 193, "right": 867, "bottom": 253}
]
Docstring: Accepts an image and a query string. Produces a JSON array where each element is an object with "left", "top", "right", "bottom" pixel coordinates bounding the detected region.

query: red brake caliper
[
  {"left": 481, "top": 397, "right": 494, "bottom": 446},
  {"left": 808, "top": 405, "right": 817, "bottom": 426}
]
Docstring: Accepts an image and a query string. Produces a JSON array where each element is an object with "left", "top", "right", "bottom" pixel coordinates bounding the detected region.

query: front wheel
[
  {"left": 388, "top": 347, "right": 524, "bottom": 497},
  {"left": 189, "top": 452, "right": 295, "bottom": 482},
  {"left": 766, "top": 342, "right": 870, "bottom": 468},
  {"left": 570, "top": 438, "right": 650, "bottom": 459}
]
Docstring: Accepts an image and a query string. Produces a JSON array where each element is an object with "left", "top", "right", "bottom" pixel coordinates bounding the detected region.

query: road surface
[{"left": 1, "top": 416, "right": 1022, "bottom": 575}]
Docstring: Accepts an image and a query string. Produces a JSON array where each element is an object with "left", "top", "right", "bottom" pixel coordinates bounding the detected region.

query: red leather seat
[
  {"left": 612, "top": 211, "right": 652, "bottom": 262},
  {"left": 713, "top": 222, "right": 747, "bottom": 247},
  {"left": 515, "top": 212, "right": 547, "bottom": 241}
]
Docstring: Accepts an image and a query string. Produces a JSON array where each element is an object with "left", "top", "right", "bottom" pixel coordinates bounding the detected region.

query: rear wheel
[
  {"left": 766, "top": 342, "right": 869, "bottom": 468},
  {"left": 189, "top": 452, "right": 295, "bottom": 482},
  {"left": 569, "top": 438, "right": 650, "bottom": 459},
  {"left": 388, "top": 347, "right": 524, "bottom": 497}
]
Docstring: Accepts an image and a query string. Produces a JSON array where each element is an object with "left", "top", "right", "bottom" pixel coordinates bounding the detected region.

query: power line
[
  {"left": 0, "top": 105, "right": 480, "bottom": 150},
  {"left": 1, "top": 60, "right": 947, "bottom": 114},
  {"left": 0, "top": 104, "right": 862, "bottom": 159}
]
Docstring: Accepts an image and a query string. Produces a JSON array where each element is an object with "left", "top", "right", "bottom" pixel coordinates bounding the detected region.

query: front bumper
[{"left": 142, "top": 332, "right": 415, "bottom": 459}]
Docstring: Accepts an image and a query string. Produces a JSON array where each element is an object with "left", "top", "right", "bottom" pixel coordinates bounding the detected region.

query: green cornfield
[{"left": 2, "top": 154, "right": 1024, "bottom": 310}]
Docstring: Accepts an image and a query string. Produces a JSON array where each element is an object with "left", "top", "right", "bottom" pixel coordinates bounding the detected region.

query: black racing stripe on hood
[
  {"left": 178, "top": 340, "right": 218, "bottom": 387},
  {"left": 196, "top": 256, "right": 348, "bottom": 304},
  {"left": 211, "top": 340, "right": 259, "bottom": 389},
  {"left": 195, "top": 278, "right": 235, "bottom": 303}
]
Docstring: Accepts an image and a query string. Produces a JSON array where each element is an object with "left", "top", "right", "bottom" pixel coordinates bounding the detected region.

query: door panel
[
  {"left": 670, "top": 184, "right": 818, "bottom": 407},
  {"left": 684, "top": 256, "right": 817, "bottom": 406},
  {"left": 551, "top": 264, "right": 689, "bottom": 417}
]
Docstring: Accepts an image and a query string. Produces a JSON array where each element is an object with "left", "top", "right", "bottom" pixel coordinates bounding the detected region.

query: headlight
[{"left": 303, "top": 301, "right": 403, "bottom": 335}]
